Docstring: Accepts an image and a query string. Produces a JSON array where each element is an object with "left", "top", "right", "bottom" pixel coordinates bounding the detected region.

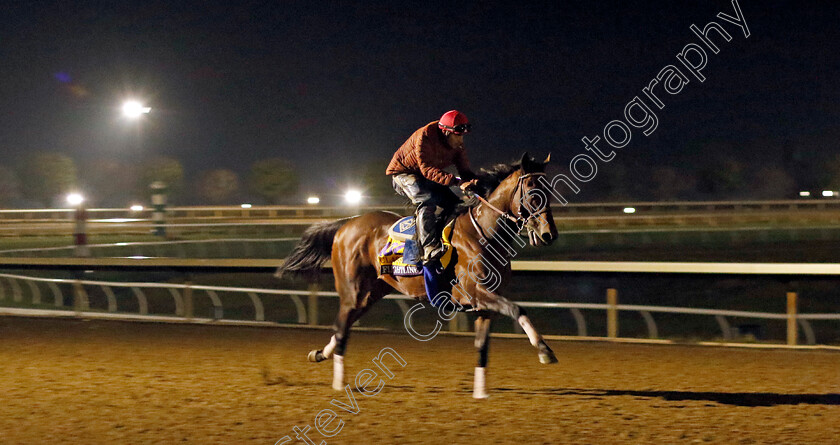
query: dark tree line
[
  {"left": 0, "top": 149, "right": 831, "bottom": 208},
  {"left": 0, "top": 152, "right": 299, "bottom": 208}
]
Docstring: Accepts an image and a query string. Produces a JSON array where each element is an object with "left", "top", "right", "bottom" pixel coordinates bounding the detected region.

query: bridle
[{"left": 468, "top": 172, "right": 549, "bottom": 241}]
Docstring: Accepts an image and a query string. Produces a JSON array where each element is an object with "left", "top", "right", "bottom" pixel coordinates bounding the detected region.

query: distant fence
[
  {"left": 0, "top": 220, "right": 315, "bottom": 237},
  {"left": 0, "top": 238, "right": 299, "bottom": 258},
  {"left": 1, "top": 259, "right": 839, "bottom": 345},
  {"left": 2, "top": 199, "right": 840, "bottom": 238},
  {"left": 3, "top": 198, "right": 840, "bottom": 220},
  {"left": 2, "top": 199, "right": 840, "bottom": 226}
]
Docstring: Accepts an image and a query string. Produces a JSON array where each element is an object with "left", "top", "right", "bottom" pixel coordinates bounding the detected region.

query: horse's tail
[{"left": 275, "top": 217, "right": 353, "bottom": 279}]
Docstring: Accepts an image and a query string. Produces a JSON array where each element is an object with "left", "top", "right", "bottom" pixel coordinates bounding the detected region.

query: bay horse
[{"left": 276, "top": 153, "right": 559, "bottom": 398}]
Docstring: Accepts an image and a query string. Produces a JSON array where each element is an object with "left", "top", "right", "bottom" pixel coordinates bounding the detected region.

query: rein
[
  {"left": 468, "top": 172, "right": 547, "bottom": 241},
  {"left": 472, "top": 196, "right": 517, "bottom": 223}
]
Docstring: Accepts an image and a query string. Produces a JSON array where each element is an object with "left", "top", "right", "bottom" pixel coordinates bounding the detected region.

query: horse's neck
[
  {"left": 485, "top": 173, "right": 518, "bottom": 214},
  {"left": 461, "top": 173, "right": 521, "bottom": 258}
]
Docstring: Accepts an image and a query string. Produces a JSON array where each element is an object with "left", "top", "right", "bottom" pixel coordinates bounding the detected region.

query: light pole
[
  {"left": 67, "top": 193, "right": 90, "bottom": 257},
  {"left": 150, "top": 181, "right": 168, "bottom": 237}
]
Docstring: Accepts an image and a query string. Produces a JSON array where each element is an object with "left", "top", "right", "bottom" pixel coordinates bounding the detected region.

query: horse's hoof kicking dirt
[{"left": 307, "top": 350, "right": 325, "bottom": 363}]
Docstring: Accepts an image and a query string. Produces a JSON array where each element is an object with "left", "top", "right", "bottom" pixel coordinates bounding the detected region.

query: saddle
[
  {"left": 378, "top": 216, "right": 455, "bottom": 276},
  {"left": 379, "top": 215, "right": 472, "bottom": 311}
]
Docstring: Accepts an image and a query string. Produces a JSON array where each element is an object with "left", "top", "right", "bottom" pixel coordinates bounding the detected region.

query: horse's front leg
[
  {"left": 473, "top": 314, "right": 492, "bottom": 399},
  {"left": 478, "top": 291, "right": 557, "bottom": 364},
  {"left": 516, "top": 309, "right": 558, "bottom": 364}
]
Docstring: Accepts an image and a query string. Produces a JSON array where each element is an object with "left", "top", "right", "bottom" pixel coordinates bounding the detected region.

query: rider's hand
[{"left": 459, "top": 178, "right": 479, "bottom": 194}]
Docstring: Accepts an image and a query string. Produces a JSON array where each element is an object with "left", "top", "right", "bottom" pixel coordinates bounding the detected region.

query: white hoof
[{"left": 539, "top": 352, "right": 558, "bottom": 364}]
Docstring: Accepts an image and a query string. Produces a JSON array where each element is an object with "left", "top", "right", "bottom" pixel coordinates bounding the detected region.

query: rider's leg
[
  {"left": 391, "top": 174, "right": 452, "bottom": 261},
  {"left": 392, "top": 174, "right": 433, "bottom": 252},
  {"left": 418, "top": 180, "right": 463, "bottom": 261},
  {"left": 394, "top": 175, "right": 444, "bottom": 261},
  {"left": 416, "top": 203, "right": 444, "bottom": 260}
]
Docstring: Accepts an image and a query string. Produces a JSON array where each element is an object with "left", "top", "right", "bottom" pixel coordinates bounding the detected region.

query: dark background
[{"left": 0, "top": 0, "right": 837, "bottom": 204}]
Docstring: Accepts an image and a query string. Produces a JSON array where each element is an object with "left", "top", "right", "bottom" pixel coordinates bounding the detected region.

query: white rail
[
  {"left": 6, "top": 257, "right": 840, "bottom": 276},
  {"left": 511, "top": 260, "right": 840, "bottom": 275},
  {"left": 0, "top": 272, "right": 835, "bottom": 346}
]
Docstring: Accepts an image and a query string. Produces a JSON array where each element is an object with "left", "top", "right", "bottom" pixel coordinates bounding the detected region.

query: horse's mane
[
  {"left": 474, "top": 161, "right": 521, "bottom": 196},
  {"left": 453, "top": 160, "right": 521, "bottom": 215}
]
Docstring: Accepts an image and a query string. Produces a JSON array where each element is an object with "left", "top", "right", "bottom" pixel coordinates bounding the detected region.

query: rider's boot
[{"left": 416, "top": 206, "right": 446, "bottom": 263}]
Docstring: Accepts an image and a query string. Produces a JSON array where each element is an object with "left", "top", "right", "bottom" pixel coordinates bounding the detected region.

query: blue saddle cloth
[
  {"left": 389, "top": 215, "right": 417, "bottom": 240},
  {"left": 389, "top": 216, "right": 421, "bottom": 266},
  {"left": 379, "top": 216, "right": 465, "bottom": 310},
  {"left": 378, "top": 217, "right": 422, "bottom": 275}
]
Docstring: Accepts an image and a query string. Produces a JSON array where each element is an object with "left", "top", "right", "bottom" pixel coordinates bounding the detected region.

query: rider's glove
[{"left": 459, "top": 178, "right": 480, "bottom": 195}]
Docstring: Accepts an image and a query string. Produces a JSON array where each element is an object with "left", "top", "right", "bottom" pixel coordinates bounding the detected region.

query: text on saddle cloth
[{"left": 378, "top": 216, "right": 455, "bottom": 276}]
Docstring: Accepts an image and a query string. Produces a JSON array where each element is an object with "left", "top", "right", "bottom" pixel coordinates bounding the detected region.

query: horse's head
[{"left": 512, "top": 152, "right": 558, "bottom": 247}]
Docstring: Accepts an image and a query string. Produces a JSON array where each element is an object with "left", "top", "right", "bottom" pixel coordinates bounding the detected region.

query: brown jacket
[{"left": 386, "top": 121, "right": 473, "bottom": 186}]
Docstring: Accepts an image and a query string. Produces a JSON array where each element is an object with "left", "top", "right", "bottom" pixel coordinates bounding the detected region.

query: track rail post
[
  {"left": 786, "top": 291, "right": 798, "bottom": 345},
  {"left": 72, "top": 280, "right": 88, "bottom": 312},
  {"left": 308, "top": 283, "right": 319, "bottom": 326},
  {"left": 607, "top": 288, "right": 618, "bottom": 339},
  {"left": 184, "top": 282, "right": 194, "bottom": 319}
]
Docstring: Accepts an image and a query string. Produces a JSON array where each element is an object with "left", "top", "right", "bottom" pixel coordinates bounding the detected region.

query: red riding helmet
[{"left": 438, "top": 110, "right": 472, "bottom": 135}]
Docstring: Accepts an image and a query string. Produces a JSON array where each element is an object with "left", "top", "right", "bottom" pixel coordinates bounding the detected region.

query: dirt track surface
[{"left": 0, "top": 317, "right": 838, "bottom": 444}]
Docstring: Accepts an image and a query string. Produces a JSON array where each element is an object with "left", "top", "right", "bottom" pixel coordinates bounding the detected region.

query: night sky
[{"left": 1, "top": 1, "right": 838, "bottom": 202}]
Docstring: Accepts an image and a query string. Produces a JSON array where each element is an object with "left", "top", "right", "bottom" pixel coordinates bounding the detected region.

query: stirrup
[{"left": 423, "top": 243, "right": 448, "bottom": 263}]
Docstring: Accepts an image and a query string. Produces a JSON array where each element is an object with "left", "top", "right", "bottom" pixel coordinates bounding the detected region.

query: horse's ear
[
  {"left": 519, "top": 152, "right": 531, "bottom": 169},
  {"left": 543, "top": 153, "right": 551, "bottom": 164}
]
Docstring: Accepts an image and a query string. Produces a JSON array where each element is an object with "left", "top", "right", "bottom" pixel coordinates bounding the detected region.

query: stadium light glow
[
  {"left": 799, "top": 191, "right": 811, "bottom": 197},
  {"left": 623, "top": 207, "right": 636, "bottom": 214},
  {"left": 66, "top": 193, "right": 84, "bottom": 206},
  {"left": 307, "top": 196, "right": 320, "bottom": 205},
  {"left": 344, "top": 189, "right": 362, "bottom": 205},
  {"left": 240, "top": 203, "right": 252, "bottom": 209},
  {"left": 822, "top": 190, "right": 834, "bottom": 197},
  {"left": 122, "top": 100, "right": 151, "bottom": 118},
  {"left": 130, "top": 204, "right": 144, "bottom": 212}
]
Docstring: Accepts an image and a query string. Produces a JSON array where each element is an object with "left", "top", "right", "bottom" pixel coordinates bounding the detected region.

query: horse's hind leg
[
  {"left": 473, "top": 314, "right": 493, "bottom": 399},
  {"left": 307, "top": 304, "right": 351, "bottom": 363},
  {"left": 307, "top": 262, "right": 358, "bottom": 362},
  {"left": 309, "top": 271, "right": 388, "bottom": 390},
  {"left": 329, "top": 304, "right": 356, "bottom": 390},
  {"left": 308, "top": 297, "right": 358, "bottom": 390},
  {"left": 307, "top": 306, "right": 348, "bottom": 364}
]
